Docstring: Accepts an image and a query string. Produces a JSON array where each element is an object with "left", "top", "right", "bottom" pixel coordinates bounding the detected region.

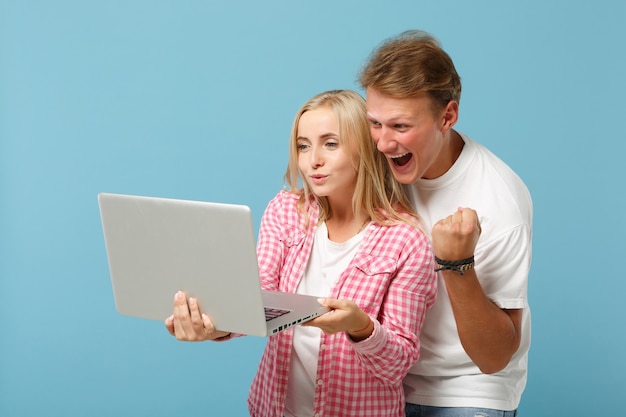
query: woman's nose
[{"left": 310, "top": 147, "right": 324, "bottom": 167}]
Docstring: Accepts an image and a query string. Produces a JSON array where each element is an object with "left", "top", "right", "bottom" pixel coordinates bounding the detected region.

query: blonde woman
[{"left": 166, "top": 90, "right": 437, "bottom": 417}]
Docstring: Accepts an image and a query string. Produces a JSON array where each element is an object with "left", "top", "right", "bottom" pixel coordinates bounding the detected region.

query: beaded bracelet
[{"left": 434, "top": 256, "right": 475, "bottom": 275}]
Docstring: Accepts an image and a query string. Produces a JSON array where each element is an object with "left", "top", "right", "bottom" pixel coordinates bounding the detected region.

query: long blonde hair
[{"left": 284, "top": 89, "right": 417, "bottom": 228}]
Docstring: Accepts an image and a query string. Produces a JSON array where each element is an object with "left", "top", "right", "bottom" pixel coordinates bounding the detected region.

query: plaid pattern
[{"left": 248, "top": 191, "right": 437, "bottom": 417}]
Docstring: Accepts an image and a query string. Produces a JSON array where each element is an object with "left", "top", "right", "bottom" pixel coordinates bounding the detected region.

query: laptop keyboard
[{"left": 264, "top": 307, "right": 290, "bottom": 322}]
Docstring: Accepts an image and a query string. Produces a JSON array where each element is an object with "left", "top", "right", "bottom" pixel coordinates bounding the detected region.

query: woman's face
[{"left": 296, "top": 107, "right": 357, "bottom": 204}]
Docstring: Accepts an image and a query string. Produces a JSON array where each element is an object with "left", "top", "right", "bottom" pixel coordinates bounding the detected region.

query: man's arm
[
  {"left": 440, "top": 268, "right": 522, "bottom": 373},
  {"left": 432, "top": 207, "right": 522, "bottom": 374}
]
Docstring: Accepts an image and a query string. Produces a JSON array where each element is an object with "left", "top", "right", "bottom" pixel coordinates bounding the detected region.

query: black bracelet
[{"left": 434, "top": 255, "right": 475, "bottom": 275}]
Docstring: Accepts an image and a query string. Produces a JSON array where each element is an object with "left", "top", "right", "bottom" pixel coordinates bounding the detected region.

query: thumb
[{"left": 317, "top": 297, "right": 340, "bottom": 309}]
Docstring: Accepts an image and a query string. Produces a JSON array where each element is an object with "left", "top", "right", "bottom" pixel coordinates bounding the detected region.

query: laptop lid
[{"left": 98, "top": 192, "right": 330, "bottom": 337}]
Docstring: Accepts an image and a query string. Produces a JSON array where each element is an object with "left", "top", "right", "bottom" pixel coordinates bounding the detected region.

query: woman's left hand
[{"left": 303, "top": 298, "right": 373, "bottom": 340}]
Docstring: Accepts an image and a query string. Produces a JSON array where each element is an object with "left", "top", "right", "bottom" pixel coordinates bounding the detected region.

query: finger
[
  {"left": 173, "top": 291, "right": 190, "bottom": 316},
  {"left": 188, "top": 297, "right": 204, "bottom": 331},
  {"left": 458, "top": 208, "right": 481, "bottom": 234},
  {"left": 318, "top": 297, "right": 344, "bottom": 310},
  {"left": 164, "top": 315, "right": 175, "bottom": 336},
  {"left": 437, "top": 212, "right": 457, "bottom": 227},
  {"left": 173, "top": 291, "right": 192, "bottom": 338},
  {"left": 459, "top": 207, "right": 478, "bottom": 222},
  {"left": 451, "top": 209, "right": 464, "bottom": 224},
  {"left": 201, "top": 313, "right": 215, "bottom": 332}
]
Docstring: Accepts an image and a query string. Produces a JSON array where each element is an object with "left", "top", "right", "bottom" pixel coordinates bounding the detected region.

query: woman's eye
[
  {"left": 297, "top": 143, "right": 309, "bottom": 151},
  {"left": 326, "top": 142, "right": 339, "bottom": 148}
]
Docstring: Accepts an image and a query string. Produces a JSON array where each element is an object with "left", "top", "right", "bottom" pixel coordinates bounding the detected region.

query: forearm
[
  {"left": 349, "top": 319, "right": 420, "bottom": 385},
  {"left": 442, "top": 269, "right": 522, "bottom": 374},
  {"left": 349, "top": 289, "right": 432, "bottom": 384}
]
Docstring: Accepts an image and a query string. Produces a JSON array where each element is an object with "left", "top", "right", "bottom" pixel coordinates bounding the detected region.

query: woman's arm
[{"left": 346, "top": 225, "right": 438, "bottom": 384}]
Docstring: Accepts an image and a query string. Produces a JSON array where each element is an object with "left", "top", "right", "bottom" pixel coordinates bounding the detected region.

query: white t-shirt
[
  {"left": 403, "top": 132, "right": 532, "bottom": 411},
  {"left": 284, "top": 222, "right": 366, "bottom": 417}
]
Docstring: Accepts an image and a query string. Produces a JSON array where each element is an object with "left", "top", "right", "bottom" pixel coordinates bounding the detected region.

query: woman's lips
[{"left": 310, "top": 175, "right": 327, "bottom": 185}]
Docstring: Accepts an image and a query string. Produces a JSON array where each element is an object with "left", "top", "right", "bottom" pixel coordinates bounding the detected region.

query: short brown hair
[{"left": 359, "top": 30, "right": 462, "bottom": 110}]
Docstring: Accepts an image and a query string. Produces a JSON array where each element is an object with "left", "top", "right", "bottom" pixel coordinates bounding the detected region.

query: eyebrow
[
  {"left": 367, "top": 113, "right": 410, "bottom": 124},
  {"left": 297, "top": 132, "right": 338, "bottom": 141}
]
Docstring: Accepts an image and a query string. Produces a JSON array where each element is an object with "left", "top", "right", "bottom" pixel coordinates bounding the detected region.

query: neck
[
  {"left": 423, "top": 129, "right": 464, "bottom": 179},
  {"left": 324, "top": 207, "right": 370, "bottom": 243}
]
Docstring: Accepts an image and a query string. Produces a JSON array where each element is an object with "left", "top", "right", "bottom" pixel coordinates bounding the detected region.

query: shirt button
[
  {"left": 320, "top": 344, "right": 326, "bottom": 350},
  {"left": 317, "top": 379, "right": 323, "bottom": 386}
]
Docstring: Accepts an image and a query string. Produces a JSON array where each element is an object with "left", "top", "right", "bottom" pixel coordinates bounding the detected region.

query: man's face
[{"left": 365, "top": 88, "right": 450, "bottom": 183}]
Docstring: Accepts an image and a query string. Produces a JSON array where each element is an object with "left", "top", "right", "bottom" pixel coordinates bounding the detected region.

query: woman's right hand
[{"left": 164, "top": 291, "right": 231, "bottom": 342}]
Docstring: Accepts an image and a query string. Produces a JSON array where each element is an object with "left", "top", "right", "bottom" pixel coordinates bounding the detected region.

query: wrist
[
  {"left": 347, "top": 317, "right": 373, "bottom": 341},
  {"left": 434, "top": 255, "right": 475, "bottom": 275}
]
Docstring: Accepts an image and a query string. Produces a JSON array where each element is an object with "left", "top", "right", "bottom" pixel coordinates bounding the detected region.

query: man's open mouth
[{"left": 391, "top": 152, "right": 412, "bottom": 167}]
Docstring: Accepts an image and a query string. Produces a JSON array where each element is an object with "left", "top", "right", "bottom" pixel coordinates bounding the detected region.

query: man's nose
[{"left": 374, "top": 126, "right": 394, "bottom": 152}]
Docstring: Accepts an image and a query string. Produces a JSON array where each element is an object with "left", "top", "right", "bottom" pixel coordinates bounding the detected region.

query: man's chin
[
  {"left": 391, "top": 168, "right": 419, "bottom": 185},
  {"left": 389, "top": 162, "right": 419, "bottom": 184}
]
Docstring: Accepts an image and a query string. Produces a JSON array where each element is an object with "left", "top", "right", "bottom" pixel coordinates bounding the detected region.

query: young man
[{"left": 359, "top": 30, "right": 532, "bottom": 417}]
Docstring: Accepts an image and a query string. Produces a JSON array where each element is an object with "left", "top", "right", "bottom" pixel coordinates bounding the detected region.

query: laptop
[{"left": 98, "top": 192, "right": 330, "bottom": 337}]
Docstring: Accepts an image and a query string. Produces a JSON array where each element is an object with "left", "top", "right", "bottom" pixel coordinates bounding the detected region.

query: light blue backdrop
[{"left": 1, "top": 1, "right": 624, "bottom": 416}]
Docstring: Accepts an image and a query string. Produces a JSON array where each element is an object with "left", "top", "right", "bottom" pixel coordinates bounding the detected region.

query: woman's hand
[
  {"left": 303, "top": 298, "right": 373, "bottom": 341},
  {"left": 164, "top": 291, "right": 230, "bottom": 341}
]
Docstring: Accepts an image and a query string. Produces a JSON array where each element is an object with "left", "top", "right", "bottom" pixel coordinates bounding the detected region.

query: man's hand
[{"left": 431, "top": 207, "right": 481, "bottom": 260}]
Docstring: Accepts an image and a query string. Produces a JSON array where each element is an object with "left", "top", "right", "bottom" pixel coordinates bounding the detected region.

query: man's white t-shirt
[{"left": 403, "top": 132, "right": 532, "bottom": 411}]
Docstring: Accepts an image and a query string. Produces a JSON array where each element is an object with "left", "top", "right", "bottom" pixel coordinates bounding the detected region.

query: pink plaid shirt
[{"left": 247, "top": 191, "right": 437, "bottom": 417}]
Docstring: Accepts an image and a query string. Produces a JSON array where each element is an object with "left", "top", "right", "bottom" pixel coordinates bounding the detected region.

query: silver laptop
[{"left": 98, "top": 192, "right": 330, "bottom": 337}]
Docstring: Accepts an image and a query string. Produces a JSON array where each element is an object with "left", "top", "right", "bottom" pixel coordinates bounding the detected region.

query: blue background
[{"left": 1, "top": 1, "right": 624, "bottom": 416}]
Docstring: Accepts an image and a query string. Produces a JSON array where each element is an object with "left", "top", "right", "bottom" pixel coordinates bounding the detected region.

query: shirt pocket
[
  {"left": 347, "top": 254, "right": 397, "bottom": 313},
  {"left": 280, "top": 226, "right": 305, "bottom": 248},
  {"left": 277, "top": 226, "right": 306, "bottom": 291}
]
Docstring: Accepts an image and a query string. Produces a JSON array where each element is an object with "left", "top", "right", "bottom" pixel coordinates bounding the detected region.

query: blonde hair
[{"left": 284, "top": 90, "right": 416, "bottom": 228}]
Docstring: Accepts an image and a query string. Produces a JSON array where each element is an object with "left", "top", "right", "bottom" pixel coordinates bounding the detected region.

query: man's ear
[{"left": 440, "top": 100, "right": 459, "bottom": 133}]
